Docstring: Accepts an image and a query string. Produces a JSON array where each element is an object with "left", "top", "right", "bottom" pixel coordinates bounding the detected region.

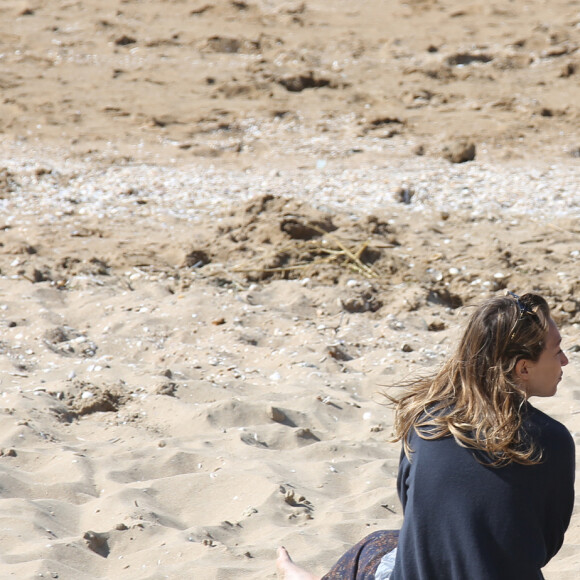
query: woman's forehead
[{"left": 547, "top": 319, "right": 562, "bottom": 347}]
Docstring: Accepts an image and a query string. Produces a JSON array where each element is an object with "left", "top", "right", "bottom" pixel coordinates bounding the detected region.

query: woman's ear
[{"left": 515, "top": 359, "right": 530, "bottom": 382}]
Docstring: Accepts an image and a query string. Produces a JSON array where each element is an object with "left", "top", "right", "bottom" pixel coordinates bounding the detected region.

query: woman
[{"left": 277, "top": 292, "right": 575, "bottom": 580}]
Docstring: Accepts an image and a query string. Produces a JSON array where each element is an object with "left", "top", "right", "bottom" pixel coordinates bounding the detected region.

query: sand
[{"left": 0, "top": 1, "right": 579, "bottom": 578}]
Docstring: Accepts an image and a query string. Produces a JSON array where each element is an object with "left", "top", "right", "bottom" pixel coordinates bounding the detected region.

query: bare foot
[{"left": 276, "top": 546, "right": 321, "bottom": 580}]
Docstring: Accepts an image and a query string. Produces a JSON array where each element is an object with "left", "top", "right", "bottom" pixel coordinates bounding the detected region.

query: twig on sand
[
  {"left": 232, "top": 221, "right": 378, "bottom": 279},
  {"left": 308, "top": 223, "right": 378, "bottom": 278}
]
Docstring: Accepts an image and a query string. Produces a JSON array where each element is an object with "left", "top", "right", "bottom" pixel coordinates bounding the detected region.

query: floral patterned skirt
[{"left": 321, "top": 530, "right": 399, "bottom": 580}]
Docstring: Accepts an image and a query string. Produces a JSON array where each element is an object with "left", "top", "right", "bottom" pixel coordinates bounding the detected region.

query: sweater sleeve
[
  {"left": 534, "top": 407, "right": 576, "bottom": 563},
  {"left": 396, "top": 446, "right": 410, "bottom": 513}
]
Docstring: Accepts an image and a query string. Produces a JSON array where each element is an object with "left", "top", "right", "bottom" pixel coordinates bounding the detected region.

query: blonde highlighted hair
[{"left": 388, "top": 293, "right": 551, "bottom": 466}]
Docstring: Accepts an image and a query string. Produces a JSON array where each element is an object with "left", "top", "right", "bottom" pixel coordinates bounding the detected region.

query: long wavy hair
[{"left": 388, "top": 293, "right": 551, "bottom": 466}]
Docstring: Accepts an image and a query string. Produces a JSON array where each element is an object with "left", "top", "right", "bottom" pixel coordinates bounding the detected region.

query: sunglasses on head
[
  {"left": 507, "top": 291, "right": 538, "bottom": 318},
  {"left": 506, "top": 292, "right": 540, "bottom": 342}
]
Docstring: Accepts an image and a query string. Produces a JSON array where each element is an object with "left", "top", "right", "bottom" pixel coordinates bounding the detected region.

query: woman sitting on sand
[{"left": 277, "top": 292, "right": 575, "bottom": 580}]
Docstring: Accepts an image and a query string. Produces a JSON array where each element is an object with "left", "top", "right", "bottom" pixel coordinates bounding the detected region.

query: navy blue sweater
[{"left": 391, "top": 404, "right": 575, "bottom": 580}]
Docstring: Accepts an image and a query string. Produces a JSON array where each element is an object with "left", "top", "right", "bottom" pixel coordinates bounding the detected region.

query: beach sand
[{"left": 0, "top": 1, "right": 579, "bottom": 578}]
